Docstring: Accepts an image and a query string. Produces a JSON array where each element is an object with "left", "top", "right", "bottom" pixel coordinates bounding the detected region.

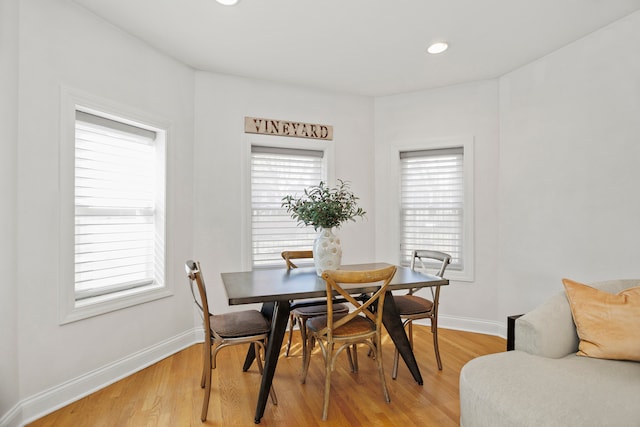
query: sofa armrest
[{"left": 514, "top": 291, "right": 579, "bottom": 358}]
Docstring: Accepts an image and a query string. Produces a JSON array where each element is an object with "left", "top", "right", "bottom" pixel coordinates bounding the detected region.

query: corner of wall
[{"left": 0, "top": 0, "right": 21, "bottom": 423}]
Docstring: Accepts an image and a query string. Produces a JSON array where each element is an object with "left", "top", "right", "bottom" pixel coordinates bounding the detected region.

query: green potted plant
[{"left": 282, "top": 179, "right": 366, "bottom": 275}]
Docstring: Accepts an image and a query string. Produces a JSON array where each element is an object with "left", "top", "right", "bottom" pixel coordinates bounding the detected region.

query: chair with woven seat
[
  {"left": 391, "top": 250, "right": 451, "bottom": 379},
  {"left": 185, "top": 260, "right": 277, "bottom": 422},
  {"left": 301, "top": 265, "right": 397, "bottom": 420},
  {"left": 282, "top": 250, "right": 349, "bottom": 366}
]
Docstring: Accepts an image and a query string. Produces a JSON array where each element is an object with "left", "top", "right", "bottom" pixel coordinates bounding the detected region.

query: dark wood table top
[{"left": 221, "top": 262, "right": 448, "bottom": 305}]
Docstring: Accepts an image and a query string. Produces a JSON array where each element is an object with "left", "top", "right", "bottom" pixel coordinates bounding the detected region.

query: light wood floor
[{"left": 29, "top": 327, "right": 505, "bottom": 426}]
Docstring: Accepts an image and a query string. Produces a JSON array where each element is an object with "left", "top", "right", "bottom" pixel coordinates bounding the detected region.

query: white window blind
[
  {"left": 251, "top": 145, "right": 324, "bottom": 267},
  {"left": 400, "top": 147, "right": 464, "bottom": 269},
  {"left": 74, "top": 110, "right": 165, "bottom": 301}
]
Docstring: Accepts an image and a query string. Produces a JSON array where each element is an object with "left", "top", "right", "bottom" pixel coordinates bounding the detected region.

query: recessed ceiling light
[
  {"left": 216, "top": 0, "right": 239, "bottom": 5},
  {"left": 427, "top": 42, "right": 449, "bottom": 55}
]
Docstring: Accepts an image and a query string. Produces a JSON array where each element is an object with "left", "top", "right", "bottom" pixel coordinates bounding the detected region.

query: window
[
  {"left": 250, "top": 145, "right": 325, "bottom": 267},
  {"left": 73, "top": 110, "right": 166, "bottom": 303},
  {"left": 399, "top": 146, "right": 472, "bottom": 277},
  {"left": 59, "top": 89, "right": 171, "bottom": 324}
]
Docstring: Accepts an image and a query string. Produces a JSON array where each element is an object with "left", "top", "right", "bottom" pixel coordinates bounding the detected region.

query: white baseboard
[
  {"left": 412, "top": 315, "right": 507, "bottom": 339},
  {"left": 0, "top": 405, "right": 21, "bottom": 427},
  {"left": 4, "top": 328, "right": 199, "bottom": 427}
]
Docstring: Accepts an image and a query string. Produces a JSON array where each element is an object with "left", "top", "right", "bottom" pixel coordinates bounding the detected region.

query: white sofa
[{"left": 459, "top": 279, "right": 640, "bottom": 427}]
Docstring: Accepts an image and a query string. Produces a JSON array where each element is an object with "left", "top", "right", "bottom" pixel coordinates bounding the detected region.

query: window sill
[{"left": 59, "top": 283, "right": 172, "bottom": 325}]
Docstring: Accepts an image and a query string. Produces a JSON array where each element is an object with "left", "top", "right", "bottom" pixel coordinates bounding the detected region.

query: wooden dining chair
[
  {"left": 391, "top": 250, "right": 451, "bottom": 378},
  {"left": 282, "top": 251, "right": 349, "bottom": 366},
  {"left": 301, "top": 265, "right": 397, "bottom": 420},
  {"left": 185, "top": 260, "right": 277, "bottom": 422}
]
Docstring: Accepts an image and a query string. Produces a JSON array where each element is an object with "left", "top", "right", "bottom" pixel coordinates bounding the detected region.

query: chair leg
[
  {"left": 432, "top": 319, "right": 443, "bottom": 370},
  {"left": 392, "top": 320, "right": 412, "bottom": 380},
  {"left": 351, "top": 344, "right": 359, "bottom": 371},
  {"left": 255, "top": 342, "right": 264, "bottom": 376},
  {"left": 201, "top": 343, "right": 212, "bottom": 422},
  {"left": 299, "top": 316, "right": 308, "bottom": 368},
  {"left": 375, "top": 336, "right": 391, "bottom": 404},
  {"left": 392, "top": 345, "right": 400, "bottom": 380},
  {"left": 201, "top": 341, "right": 208, "bottom": 388},
  {"left": 285, "top": 313, "right": 295, "bottom": 357},
  {"left": 346, "top": 346, "right": 355, "bottom": 372},
  {"left": 301, "top": 333, "right": 312, "bottom": 384},
  {"left": 322, "top": 344, "right": 334, "bottom": 421},
  {"left": 408, "top": 320, "right": 414, "bottom": 347}
]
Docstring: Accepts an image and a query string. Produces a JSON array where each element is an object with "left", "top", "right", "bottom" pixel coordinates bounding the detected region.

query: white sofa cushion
[{"left": 460, "top": 350, "right": 640, "bottom": 427}]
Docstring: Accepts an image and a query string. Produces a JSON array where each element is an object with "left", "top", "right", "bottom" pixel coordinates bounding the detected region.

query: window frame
[
  {"left": 241, "top": 134, "right": 334, "bottom": 270},
  {"left": 59, "top": 87, "right": 172, "bottom": 325},
  {"left": 392, "top": 136, "right": 475, "bottom": 282}
]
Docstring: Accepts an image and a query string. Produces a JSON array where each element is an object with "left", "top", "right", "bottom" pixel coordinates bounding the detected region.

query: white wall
[
  {"left": 4, "top": 1, "right": 640, "bottom": 425},
  {"left": 497, "top": 10, "right": 640, "bottom": 318},
  {"left": 193, "top": 72, "right": 376, "bottom": 314},
  {"left": 0, "top": 0, "right": 20, "bottom": 421},
  {"left": 13, "top": 0, "right": 195, "bottom": 423},
  {"left": 374, "top": 80, "right": 502, "bottom": 333},
  {"left": 374, "top": 10, "right": 640, "bottom": 331}
]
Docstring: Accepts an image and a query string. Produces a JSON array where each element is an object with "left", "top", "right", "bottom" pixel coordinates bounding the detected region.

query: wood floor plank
[{"left": 28, "top": 327, "right": 505, "bottom": 426}]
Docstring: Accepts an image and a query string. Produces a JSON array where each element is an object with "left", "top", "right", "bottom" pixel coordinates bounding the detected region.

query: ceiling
[{"left": 72, "top": 0, "right": 640, "bottom": 97}]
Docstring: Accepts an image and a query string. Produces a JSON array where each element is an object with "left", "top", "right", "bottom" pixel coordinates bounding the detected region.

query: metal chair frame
[
  {"left": 185, "top": 260, "right": 277, "bottom": 421},
  {"left": 392, "top": 250, "right": 451, "bottom": 378}
]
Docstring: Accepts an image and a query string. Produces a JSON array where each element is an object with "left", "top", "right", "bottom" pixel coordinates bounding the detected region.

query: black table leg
[
  {"left": 382, "top": 292, "right": 423, "bottom": 385},
  {"left": 254, "top": 300, "right": 290, "bottom": 424},
  {"left": 243, "top": 302, "right": 275, "bottom": 372}
]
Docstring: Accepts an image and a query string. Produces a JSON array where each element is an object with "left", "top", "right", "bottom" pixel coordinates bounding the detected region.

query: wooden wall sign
[{"left": 244, "top": 117, "right": 333, "bottom": 141}]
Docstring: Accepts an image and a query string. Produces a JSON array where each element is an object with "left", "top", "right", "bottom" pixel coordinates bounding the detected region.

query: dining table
[{"left": 220, "top": 262, "right": 448, "bottom": 424}]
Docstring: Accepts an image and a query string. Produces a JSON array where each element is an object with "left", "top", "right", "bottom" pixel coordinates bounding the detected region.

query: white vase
[{"left": 312, "top": 228, "right": 342, "bottom": 276}]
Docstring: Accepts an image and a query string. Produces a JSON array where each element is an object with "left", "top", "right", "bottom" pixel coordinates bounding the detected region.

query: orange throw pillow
[{"left": 562, "top": 278, "right": 640, "bottom": 362}]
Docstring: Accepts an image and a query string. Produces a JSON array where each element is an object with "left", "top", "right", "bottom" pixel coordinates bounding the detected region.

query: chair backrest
[
  {"left": 410, "top": 249, "right": 451, "bottom": 277},
  {"left": 320, "top": 265, "right": 397, "bottom": 338},
  {"left": 185, "top": 260, "right": 214, "bottom": 342},
  {"left": 408, "top": 249, "right": 451, "bottom": 299},
  {"left": 281, "top": 250, "right": 313, "bottom": 270}
]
